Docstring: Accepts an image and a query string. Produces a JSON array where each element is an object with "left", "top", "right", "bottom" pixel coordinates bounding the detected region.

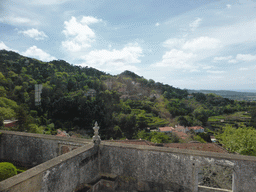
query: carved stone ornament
[{"left": 92, "top": 121, "right": 101, "bottom": 145}]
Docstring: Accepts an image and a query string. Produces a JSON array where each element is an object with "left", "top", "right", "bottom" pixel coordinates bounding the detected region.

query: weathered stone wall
[
  {"left": 100, "top": 144, "right": 195, "bottom": 191},
  {"left": 0, "top": 130, "right": 90, "bottom": 167},
  {"left": 0, "top": 131, "right": 255, "bottom": 192},
  {"left": 0, "top": 144, "right": 99, "bottom": 192},
  {"left": 100, "top": 142, "right": 256, "bottom": 192}
]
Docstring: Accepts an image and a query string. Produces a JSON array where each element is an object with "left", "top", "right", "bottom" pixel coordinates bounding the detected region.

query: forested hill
[{"left": 0, "top": 50, "right": 253, "bottom": 139}]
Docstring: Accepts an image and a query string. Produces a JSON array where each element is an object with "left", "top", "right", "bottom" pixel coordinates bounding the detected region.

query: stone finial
[{"left": 92, "top": 121, "right": 101, "bottom": 145}]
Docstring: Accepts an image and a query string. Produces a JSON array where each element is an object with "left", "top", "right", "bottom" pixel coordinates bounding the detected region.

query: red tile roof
[
  {"left": 158, "top": 127, "right": 174, "bottom": 132},
  {"left": 188, "top": 126, "right": 204, "bottom": 130},
  {"left": 3, "top": 120, "right": 18, "bottom": 128}
]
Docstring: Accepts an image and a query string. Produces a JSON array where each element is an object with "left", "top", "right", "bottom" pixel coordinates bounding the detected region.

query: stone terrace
[{"left": 0, "top": 128, "right": 255, "bottom": 192}]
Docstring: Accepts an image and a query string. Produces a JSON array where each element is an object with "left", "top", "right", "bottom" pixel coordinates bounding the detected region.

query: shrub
[
  {"left": 151, "top": 132, "right": 170, "bottom": 144},
  {"left": 0, "top": 162, "right": 17, "bottom": 181},
  {"left": 194, "top": 135, "right": 207, "bottom": 143}
]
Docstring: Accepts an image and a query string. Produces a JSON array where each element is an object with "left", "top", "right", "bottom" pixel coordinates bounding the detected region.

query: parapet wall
[
  {"left": 100, "top": 141, "right": 256, "bottom": 192},
  {"left": 0, "top": 144, "right": 99, "bottom": 192},
  {"left": 0, "top": 130, "right": 90, "bottom": 167},
  {"left": 0, "top": 130, "right": 99, "bottom": 192},
  {"left": 0, "top": 130, "right": 256, "bottom": 192}
]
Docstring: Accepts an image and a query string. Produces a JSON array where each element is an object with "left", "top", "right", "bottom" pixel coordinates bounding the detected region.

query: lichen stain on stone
[
  {"left": 217, "top": 159, "right": 235, "bottom": 167},
  {"left": 43, "top": 170, "right": 50, "bottom": 182},
  {"left": 171, "top": 154, "right": 180, "bottom": 160},
  {"left": 205, "top": 157, "right": 214, "bottom": 164}
]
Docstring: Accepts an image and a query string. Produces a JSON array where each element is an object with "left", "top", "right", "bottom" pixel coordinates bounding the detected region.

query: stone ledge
[
  {"left": 0, "top": 144, "right": 95, "bottom": 190},
  {"left": 101, "top": 141, "right": 256, "bottom": 162},
  {"left": 198, "top": 185, "right": 232, "bottom": 192},
  {"left": 0, "top": 130, "right": 91, "bottom": 144}
]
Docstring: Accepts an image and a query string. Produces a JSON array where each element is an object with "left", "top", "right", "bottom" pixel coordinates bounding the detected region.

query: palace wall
[
  {"left": 0, "top": 130, "right": 99, "bottom": 192},
  {"left": 100, "top": 141, "right": 256, "bottom": 192},
  {"left": 0, "top": 130, "right": 256, "bottom": 192},
  {"left": 0, "top": 130, "right": 90, "bottom": 167}
]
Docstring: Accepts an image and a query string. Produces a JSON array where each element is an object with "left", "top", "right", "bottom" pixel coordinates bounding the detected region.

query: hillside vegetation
[{"left": 0, "top": 50, "right": 255, "bottom": 142}]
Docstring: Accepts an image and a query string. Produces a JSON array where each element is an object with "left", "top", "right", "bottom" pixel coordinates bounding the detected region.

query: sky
[{"left": 1, "top": 0, "right": 256, "bottom": 91}]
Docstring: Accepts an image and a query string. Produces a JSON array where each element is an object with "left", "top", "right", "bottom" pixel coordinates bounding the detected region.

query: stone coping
[
  {"left": 198, "top": 185, "right": 232, "bottom": 192},
  {"left": 0, "top": 130, "right": 92, "bottom": 144},
  {"left": 1, "top": 130, "right": 256, "bottom": 162},
  {"left": 0, "top": 144, "right": 95, "bottom": 190},
  {"left": 101, "top": 141, "right": 256, "bottom": 162}
]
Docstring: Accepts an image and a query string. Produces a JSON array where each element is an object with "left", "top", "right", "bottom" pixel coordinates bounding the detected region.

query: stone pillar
[
  {"left": 192, "top": 162, "right": 199, "bottom": 192},
  {"left": 232, "top": 170, "right": 237, "bottom": 192},
  {"left": 92, "top": 122, "right": 101, "bottom": 146}
]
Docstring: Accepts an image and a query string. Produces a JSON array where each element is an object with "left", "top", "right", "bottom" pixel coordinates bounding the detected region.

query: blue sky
[{"left": 1, "top": 0, "right": 256, "bottom": 91}]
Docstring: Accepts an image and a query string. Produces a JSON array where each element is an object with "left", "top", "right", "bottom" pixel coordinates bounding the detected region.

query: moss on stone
[{"left": 0, "top": 162, "right": 17, "bottom": 181}]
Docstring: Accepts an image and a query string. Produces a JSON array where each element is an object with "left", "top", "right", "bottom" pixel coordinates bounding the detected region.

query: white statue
[{"left": 92, "top": 121, "right": 101, "bottom": 145}]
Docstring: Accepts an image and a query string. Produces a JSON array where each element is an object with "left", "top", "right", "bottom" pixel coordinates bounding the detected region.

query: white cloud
[
  {"left": 236, "top": 54, "right": 256, "bottom": 61},
  {"left": 163, "top": 38, "right": 185, "bottom": 49},
  {"left": 18, "top": 28, "right": 48, "bottom": 40},
  {"left": 22, "top": 0, "right": 70, "bottom": 5},
  {"left": 155, "top": 22, "right": 160, "bottom": 27},
  {"left": 228, "top": 59, "right": 237, "bottom": 63},
  {"left": 217, "top": 53, "right": 256, "bottom": 64},
  {"left": 155, "top": 36, "right": 222, "bottom": 72},
  {"left": 210, "top": 19, "right": 256, "bottom": 46},
  {"left": 62, "top": 16, "right": 99, "bottom": 52},
  {"left": 207, "top": 75, "right": 225, "bottom": 80},
  {"left": 226, "top": 4, "right": 231, "bottom": 9},
  {"left": 0, "top": 41, "right": 18, "bottom": 52},
  {"left": 154, "top": 49, "right": 196, "bottom": 70},
  {"left": 22, "top": 46, "right": 56, "bottom": 61},
  {"left": 207, "top": 70, "right": 226, "bottom": 74},
  {"left": 0, "top": 16, "right": 38, "bottom": 26},
  {"left": 183, "top": 36, "right": 221, "bottom": 51},
  {"left": 80, "top": 43, "right": 143, "bottom": 73},
  {"left": 81, "top": 16, "right": 102, "bottom": 25},
  {"left": 0, "top": 42, "right": 10, "bottom": 50},
  {"left": 213, "top": 56, "right": 232, "bottom": 61},
  {"left": 239, "top": 67, "right": 249, "bottom": 71},
  {"left": 201, "top": 65, "right": 213, "bottom": 70},
  {"left": 189, "top": 18, "right": 202, "bottom": 31}
]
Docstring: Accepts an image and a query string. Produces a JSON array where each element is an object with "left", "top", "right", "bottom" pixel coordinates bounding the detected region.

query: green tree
[
  {"left": 0, "top": 107, "right": 16, "bottom": 119},
  {"left": 215, "top": 124, "right": 256, "bottom": 156},
  {"left": 0, "top": 86, "right": 7, "bottom": 97},
  {"left": 137, "top": 130, "right": 150, "bottom": 140},
  {"left": 151, "top": 132, "right": 170, "bottom": 144},
  {"left": 0, "top": 116, "right": 3, "bottom": 128},
  {"left": 0, "top": 72, "right": 7, "bottom": 85},
  {"left": 197, "top": 132, "right": 211, "bottom": 143},
  {"left": 250, "top": 107, "right": 256, "bottom": 128},
  {"left": 193, "top": 107, "right": 209, "bottom": 126},
  {"left": 28, "top": 124, "right": 44, "bottom": 134},
  {"left": 137, "top": 113, "right": 149, "bottom": 129},
  {"left": 16, "top": 106, "right": 29, "bottom": 131},
  {"left": 193, "top": 135, "right": 207, "bottom": 143}
]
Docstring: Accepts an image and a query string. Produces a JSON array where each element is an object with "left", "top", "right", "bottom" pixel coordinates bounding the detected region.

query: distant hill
[
  {"left": 188, "top": 89, "right": 256, "bottom": 101},
  {"left": 0, "top": 49, "right": 254, "bottom": 141}
]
